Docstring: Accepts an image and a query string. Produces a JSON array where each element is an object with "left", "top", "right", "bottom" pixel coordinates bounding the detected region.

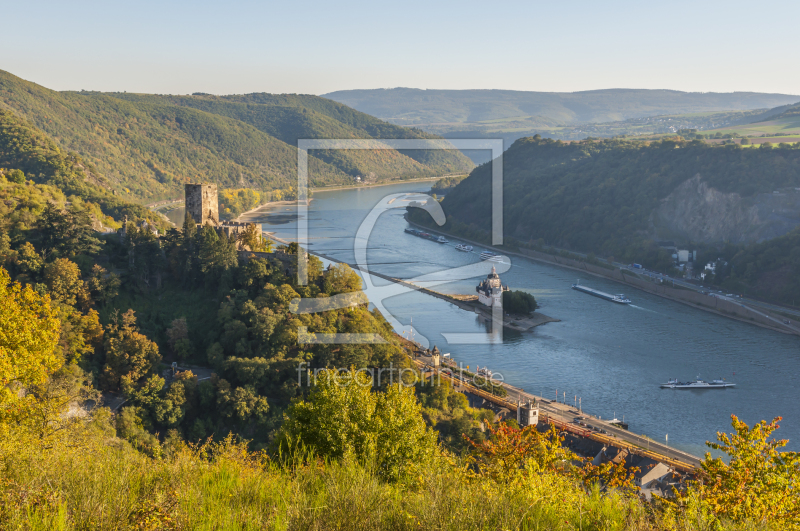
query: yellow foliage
[{"left": 0, "top": 267, "right": 62, "bottom": 418}]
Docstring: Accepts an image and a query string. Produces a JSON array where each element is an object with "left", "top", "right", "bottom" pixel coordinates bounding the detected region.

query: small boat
[
  {"left": 480, "top": 251, "right": 503, "bottom": 262},
  {"left": 455, "top": 244, "right": 473, "bottom": 252},
  {"left": 660, "top": 377, "right": 735, "bottom": 389}
]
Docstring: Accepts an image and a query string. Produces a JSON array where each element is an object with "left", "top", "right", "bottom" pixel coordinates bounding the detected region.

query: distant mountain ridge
[
  {"left": 0, "top": 71, "right": 472, "bottom": 203},
  {"left": 324, "top": 87, "right": 800, "bottom": 126}
]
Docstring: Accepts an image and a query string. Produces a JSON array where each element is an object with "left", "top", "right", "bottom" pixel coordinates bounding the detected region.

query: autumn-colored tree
[
  {"left": 43, "top": 258, "right": 88, "bottom": 307},
  {"left": 57, "top": 306, "right": 103, "bottom": 364},
  {"left": 466, "top": 422, "right": 575, "bottom": 483},
  {"left": 166, "top": 317, "right": 189, "bottom": 351},
  {"left": 467, "top": 421, "right": 638, "bottom": 492},
  {"left": 14, "top": 242, "right": 42, "bottom": 278},
  {"left": 578, "top": 455, "right": 640, "bottom": 494},
  {"left": 237, "top": 223, "right": 272, "bottom": 252},
  {"left": 0, "top": 267, "right": 61, "bottom": 420},
  {"left": 85, "top": 264, "right": 120, "bottom": 306},
  {"left": 692, "top": 415, "right": 800, "bottom": 525},
  {"left": 100, "top": 309, "right": 161, "bottom": 391}
]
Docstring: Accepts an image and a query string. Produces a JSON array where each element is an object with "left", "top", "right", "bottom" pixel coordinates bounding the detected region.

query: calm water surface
[{"left": 172, "top": 183, "right": 800, "bottom": 455}]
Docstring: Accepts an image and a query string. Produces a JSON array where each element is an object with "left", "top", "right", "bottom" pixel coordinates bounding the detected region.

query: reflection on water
[{"left": 240, "top": 181, "right": 800, "bottom": 455}]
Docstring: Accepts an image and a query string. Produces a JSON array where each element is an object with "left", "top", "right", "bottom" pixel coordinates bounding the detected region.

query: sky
[{"left": 2, "top": 0, "right": 798, "bottom": 96}]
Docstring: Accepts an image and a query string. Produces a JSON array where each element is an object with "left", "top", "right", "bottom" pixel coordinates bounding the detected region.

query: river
[{"left": 168, "top": 181, "right": 800, "bottom": 455}]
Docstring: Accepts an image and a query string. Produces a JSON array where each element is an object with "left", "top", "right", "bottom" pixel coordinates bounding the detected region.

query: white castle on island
[{"left": 476, "top": 265, "right": 510, "bottom": 308}]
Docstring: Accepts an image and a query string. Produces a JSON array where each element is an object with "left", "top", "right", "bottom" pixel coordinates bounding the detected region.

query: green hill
[
  {"left": 0, "top": 108, "right": 162, "bottom": 226},
  {"left": 324, "top": 87, "right": 800, "bottom": 126},
  {"left": 410, "top": 136, "right": 800, "bottom": 302},
  {"left": 0, "top": 71, "right": 472, "bottom": 203}
]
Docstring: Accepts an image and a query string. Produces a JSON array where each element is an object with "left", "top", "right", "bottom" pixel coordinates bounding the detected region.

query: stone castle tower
[{"left": 185, "top": 183, "right": 219, "bottom": 226}]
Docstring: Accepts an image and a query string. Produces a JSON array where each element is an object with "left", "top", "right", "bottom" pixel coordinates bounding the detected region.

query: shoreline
[
  {"left": 234, "top": 177, "right": 443, "bottom": 222},
  {"left": 406, "top": 220, "right": 800, "bottom": 338},
  {"left": 234, "top": 199, "right": 310, "bottom": 222},
  {"left": 310, "top": 176, "right": 446, "bottom": 194},
  {"left": 262, "top": 232, "right": 559, "bottom": 331}
]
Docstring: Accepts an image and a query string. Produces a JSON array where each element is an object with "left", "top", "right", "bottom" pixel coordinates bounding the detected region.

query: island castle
[{"left": 476, "top": 265, "right": 509, "bottom": 308}]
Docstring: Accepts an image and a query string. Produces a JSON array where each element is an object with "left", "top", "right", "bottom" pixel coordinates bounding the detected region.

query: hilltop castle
[
  {"left": 476, "top": 265, "right": 509, "bottom": 308},
  {"left": 184, "top": 183, "right": 261, "bottom": 242}
]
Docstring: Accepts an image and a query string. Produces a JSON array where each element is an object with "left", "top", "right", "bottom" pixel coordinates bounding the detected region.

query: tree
[
  {"left": 15, "top": 242, "right": 43, "bottom": 278},
  {"left": 166, "top": 317, "right": 189, "bottom": 352},
  {"left": 85, "top": 264, "right": 120, "bottom": 306},
  {"left": 216, "top": 379, "right": 269, "bottom": 424},
  {"left": 37, "top": 203, "right": 101, "bottom": 258},
  {"left": 277, "top": 369, "right": 436, "bottom": 482},
  {"left": 238, "top": 223, "right": 272, "bottom": 252},
  {"left": 692, "top": 415, "right": 800, "bottom": 525},
  {"left": 6, "top": 169, "right": 25, "bottom": 184},
  {"left": 502, "top": 290, "right": 537, "bottom": 315},
  {"left": 100, "top": 309, "right": 161, "bottom": 391},
  {"left": 43, "top": 258, "right": 87, "bottom": 307},
  {"left": 198, "top": 225, "right": 238, "bottom": 277},
  {"left": 0, "top": 267, "right": 61, "bottom": 418},
  {"left": 466, "top": 423, "right": 574, "bottom": 483},
  {"left": 322, "top": 263, "right": 364, "bottom": 295}
]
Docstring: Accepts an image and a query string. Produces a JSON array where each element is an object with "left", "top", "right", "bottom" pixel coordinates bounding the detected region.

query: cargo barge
[{"left": 571, "top": 282, "right": 631, "bottom": 304}]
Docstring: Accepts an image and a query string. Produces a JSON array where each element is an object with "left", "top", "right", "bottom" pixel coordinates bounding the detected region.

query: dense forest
[
  {"left": 0, "top": 109, "right": 167, "bottom": 229},
  {"left": 0, "top": 69, "right": 472, "bottom": 203},
  {"left": 410, "top": 136, "right": 800, "bottom": 303}
]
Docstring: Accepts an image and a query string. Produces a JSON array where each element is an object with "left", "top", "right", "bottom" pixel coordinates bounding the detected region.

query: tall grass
[{"left": 0, "top": 423, "right": 778, "bottom": 530}]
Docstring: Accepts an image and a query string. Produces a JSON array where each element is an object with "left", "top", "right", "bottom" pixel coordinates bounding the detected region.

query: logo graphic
[{"left": 291, "top": 139, "right": 505, "bottom": 346}]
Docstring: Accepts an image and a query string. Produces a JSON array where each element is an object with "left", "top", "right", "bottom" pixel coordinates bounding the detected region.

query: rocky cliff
[{"left": 653, "top": 175, "right": 800, "bottom": 243}]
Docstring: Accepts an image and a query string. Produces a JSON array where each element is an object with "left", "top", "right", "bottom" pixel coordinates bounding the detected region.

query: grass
[{"left": 0, "top": 419, "right": 783, "bottom": 530}]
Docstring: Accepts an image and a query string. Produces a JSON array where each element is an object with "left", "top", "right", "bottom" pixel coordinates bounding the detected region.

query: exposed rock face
[{"left": 653, "top": 175, "right": 800, "bottom": 244}]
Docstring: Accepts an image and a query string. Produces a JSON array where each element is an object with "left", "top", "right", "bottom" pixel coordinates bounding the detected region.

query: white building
[{"left": 476, "top": 265, "right": 509, "bottom": 307}]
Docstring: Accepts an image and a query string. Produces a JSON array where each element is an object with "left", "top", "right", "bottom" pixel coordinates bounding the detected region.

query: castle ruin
[
  {"left": 184, "top": 183, "right": 263, "bottom": 248},
  {"left": 185, "top": 183, "right": 219, "bottom": 226}
]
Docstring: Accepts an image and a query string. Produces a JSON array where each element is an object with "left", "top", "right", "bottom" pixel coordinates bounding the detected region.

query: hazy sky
[{"left": 2, "top": 0, "right": 798, "bottom": 96}]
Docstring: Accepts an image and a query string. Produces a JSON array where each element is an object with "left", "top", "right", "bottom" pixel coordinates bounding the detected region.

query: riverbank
[
  {"left": 234, "top": 177, "right": 447, "bottom": 222},
  {"left": 261, "top": 232, "right": 560, "bottom": 332},
  {"left": 234, "top": 199, "right": 310, "bottom": 222},
  {"left": 310, "top": 176, "right": 446, "bottom": 194},
  {"left": 406, "top": 220, "right": 800, "bottom": 338}
]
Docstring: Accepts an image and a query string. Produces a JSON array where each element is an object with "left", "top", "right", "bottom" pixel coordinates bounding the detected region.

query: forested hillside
[
  {"left": 410, "top": 136, "right": 800, "bottom": 302},
  {"left": 0, "top": 70, "right": 472, "bottom": 203},
  {"left": 0, "top": 108, "right": 164, "bottom": 228}
]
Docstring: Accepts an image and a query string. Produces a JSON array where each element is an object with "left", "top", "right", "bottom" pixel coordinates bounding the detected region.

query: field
[{"left": 699, "top": 116, "right": 800, "bottom": 137}]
